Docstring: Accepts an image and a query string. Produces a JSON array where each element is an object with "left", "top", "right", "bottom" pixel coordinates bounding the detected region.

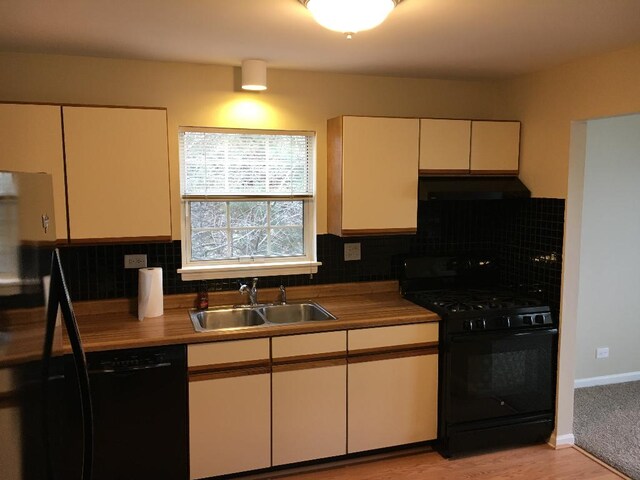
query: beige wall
[
  {"left": 502, "top": 43, "right": 640, "bottom": 445},
  {"left": 0, "top": 52, "right": 507, "bottom": 238},
  {"left": 503, "top": 43, "right": 640, "bottom": 199}
]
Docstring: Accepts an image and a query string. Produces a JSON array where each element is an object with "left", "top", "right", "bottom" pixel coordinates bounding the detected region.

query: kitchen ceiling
[{"left": 1, "top": 0, "right": 640, "bottom": 79}]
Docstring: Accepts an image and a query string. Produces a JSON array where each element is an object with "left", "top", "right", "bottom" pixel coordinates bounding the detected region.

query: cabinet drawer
[
  {"left": 348, "top": 323, "right": 438, "bottom": 352},
  {"left": 272, "top": 331, "right": 346, "bottom": 360},
  {"left": 187, "top": 339, "right": 269, "bottom": 367}
]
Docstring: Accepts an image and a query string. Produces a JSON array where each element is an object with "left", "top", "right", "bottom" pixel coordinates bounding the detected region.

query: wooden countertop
[
  {"left": 68, "top": 281, "right": 440, "bottom": 353},
  {"left": 0, "top": 308, "right": 65, "bottom": 367}
]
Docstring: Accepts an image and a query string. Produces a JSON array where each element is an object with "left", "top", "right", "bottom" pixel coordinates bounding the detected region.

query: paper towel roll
[{"left": 138, "top": 267, "right": 163, "bottom": 321}]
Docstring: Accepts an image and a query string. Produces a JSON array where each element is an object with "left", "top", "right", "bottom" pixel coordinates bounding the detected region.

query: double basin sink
[{"left": 189, "top": 301, "right": 337, "bottom": 332}]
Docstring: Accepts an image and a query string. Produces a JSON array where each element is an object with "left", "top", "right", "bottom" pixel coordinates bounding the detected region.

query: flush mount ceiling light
[
  {"left": 241, "top": 59, "right": 267, "bottom": 91},
  {"left": 299, "top": 0, "right": 403, "bottom": 38}
]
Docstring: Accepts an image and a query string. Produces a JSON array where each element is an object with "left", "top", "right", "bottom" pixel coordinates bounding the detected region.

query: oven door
[{"left": 445, "top": 328, "right": 557, "bottom": 425}]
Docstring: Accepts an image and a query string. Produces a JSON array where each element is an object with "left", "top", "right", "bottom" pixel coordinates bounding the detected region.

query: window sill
[{"left": 178, "top": 261, "right": 322, "bottom": 281}]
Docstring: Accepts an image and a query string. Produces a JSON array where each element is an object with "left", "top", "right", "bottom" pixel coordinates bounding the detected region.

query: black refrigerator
[{"left": 0, "top": 171, "right": 93, "bottom": 480}]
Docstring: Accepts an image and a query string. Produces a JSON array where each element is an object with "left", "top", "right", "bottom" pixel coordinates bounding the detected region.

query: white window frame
[{"left": 177, "top": 127, "right": 320, "bottom": 280}]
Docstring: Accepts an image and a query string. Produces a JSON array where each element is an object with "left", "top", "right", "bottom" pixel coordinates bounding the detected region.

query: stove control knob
[
  {"left": 523, "top": 315, "right": 534, "bottom": 326},
  {"left": 501, "top": 316, "right": 511, "bottom": 328},
  {"left": 535, "top": 314, "right": 546, "bottom": 324},
  {"left": 474, "top": 319, "right": 487, "bottom": 330},
  {"left": 463, "top": 320, "right": 473, "bottom": 331}
]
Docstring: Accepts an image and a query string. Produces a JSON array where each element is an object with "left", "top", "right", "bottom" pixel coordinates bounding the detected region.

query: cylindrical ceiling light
[
  {"left": 299, "top": 0, "right": 403, "bottom": 37},
  {"left": 241, "top": 59, "right": 267, "bottom": 91}
]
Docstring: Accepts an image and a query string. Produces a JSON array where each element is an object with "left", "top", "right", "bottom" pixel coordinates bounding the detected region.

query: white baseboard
[
  {"left": 549, "top": 433, "right": 575, "bottom": 449},
  {"left": 574, "top": 371, "right": 640, "bottom": 388}
]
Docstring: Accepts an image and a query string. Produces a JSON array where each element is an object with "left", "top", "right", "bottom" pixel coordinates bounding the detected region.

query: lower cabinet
[
  {"left": 272, "top": 331, "right": 347, "bottom": 466},
  {"left": 347, "top": 323, "right": 440, "bottom": 453},
  {"left": 188, "top": 339, "right": 271, "bottom": 479},
  {"left": 187, "top": 324, "right": 438, "bottom": 477},
  {"left": 348, "top": 353, "right": 438, "bottom": 453},
  {"left": 272, "top": 363, "right": 347, "bottom": 465}
]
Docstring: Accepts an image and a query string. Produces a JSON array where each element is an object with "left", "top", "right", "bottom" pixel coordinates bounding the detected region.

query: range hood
[{"left": 418, "top": 176, "right": 531, "bottom": 201}]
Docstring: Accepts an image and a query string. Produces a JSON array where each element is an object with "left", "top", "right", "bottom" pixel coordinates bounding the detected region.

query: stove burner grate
[{"left": 410, "top": 290, "right": 541, "bottom": 314}]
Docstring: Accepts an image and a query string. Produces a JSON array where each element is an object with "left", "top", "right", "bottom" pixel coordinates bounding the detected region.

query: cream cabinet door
[
  {"left": 419, "top": 119, "right": 471, "bottom": 174},
  {"left": 331, "top": 116, "right": 419, "bottom": 236},
  {"left": 188, "top": 339, "right": 271, "bottom": 479},
  {"left": 470, "top": 121, "right": 520, "bottom": 174},
  {"left": 348, "top": 353, "right": 438, "bottom": 453},
  {"left": 62, "top": 106, "right": 171, "bottom": 242},
  {"left": 272, "top": 363, "right": 347, "bottom": 465},
  {"left": 271, "top": 332, "right": 347, "bottom": 465},
  {"left": 0, "top": 104, "right": 67, "bottom": 240},
  {"left": 189, "top": 373, "right": 271, "bottom": 479}
]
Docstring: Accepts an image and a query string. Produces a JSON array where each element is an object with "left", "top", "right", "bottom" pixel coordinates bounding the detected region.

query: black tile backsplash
[
  {"left": 499, "top": 198, "right": 565, "bottom": 316},
  {"left": 59, "top": 198, "right": 565, "bottom": 315}
]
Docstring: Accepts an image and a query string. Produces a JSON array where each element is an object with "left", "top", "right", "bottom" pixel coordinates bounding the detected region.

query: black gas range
[
  {"left": 401, "top": 256, "right": 558, "bottom": 457},
  {"left": 405, "top": 289, "right": 554, "bottom": 334}
]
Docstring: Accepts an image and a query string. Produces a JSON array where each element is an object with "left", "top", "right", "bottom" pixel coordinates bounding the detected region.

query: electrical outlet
[
  {"left": 344, "top": 243, "right": 361, "bottom": 261},
  {"left": 596, "top": 347, "right": 609, "bottom": 359},
  {"left": 124, "top": 254, "right": 148, "bottom": 269}
]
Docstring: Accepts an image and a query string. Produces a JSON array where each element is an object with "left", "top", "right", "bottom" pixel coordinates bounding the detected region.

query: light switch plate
[
  {"left": 124, "top": 254, "right": 148, "bottom": 269},
  {"left": 344, "top": 243, "right": 361, "bottom": 261}
]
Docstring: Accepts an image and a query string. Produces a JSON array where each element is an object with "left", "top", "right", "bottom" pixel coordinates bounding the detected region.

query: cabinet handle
[
  {"left": 189, "top": 366, "right": 271, "bottom": 382},
  {"left": 348, "top": 346, "right": 438, "bottom": 364},
  {"left": 42, "top": 214, "right": 50, "bottom": 234},
  {"left": 272, "top": 358, "right": 346, "bottom": 373}
]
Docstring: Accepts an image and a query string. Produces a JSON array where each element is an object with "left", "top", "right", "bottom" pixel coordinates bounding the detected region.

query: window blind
[{"left": 180, "top": 129, "right": 313, "bottom": 197}]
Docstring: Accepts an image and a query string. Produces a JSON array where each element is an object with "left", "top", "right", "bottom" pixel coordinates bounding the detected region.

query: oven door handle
[{"left": 450, "top": 328, "right": 558, "bottom": 343}]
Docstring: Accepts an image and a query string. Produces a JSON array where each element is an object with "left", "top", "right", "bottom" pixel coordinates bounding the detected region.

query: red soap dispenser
[{"left": 197, "top": 281, "right": 209, "bottom": 310}]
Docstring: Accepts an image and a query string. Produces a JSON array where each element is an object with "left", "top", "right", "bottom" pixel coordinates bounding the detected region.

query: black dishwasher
[{"left": 64, "top": 344, "right": 189, "bottom": 480}]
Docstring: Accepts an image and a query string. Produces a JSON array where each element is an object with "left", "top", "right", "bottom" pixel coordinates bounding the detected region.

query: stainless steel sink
[
  {"left": 189, "top": 307, "right": 266, "bottom": 332},
  {"left": 259, "top": 302, "right": 337, "bottom": 324},
  {"left": 189, "top": 301, "right": 337, "bottom": 332}
]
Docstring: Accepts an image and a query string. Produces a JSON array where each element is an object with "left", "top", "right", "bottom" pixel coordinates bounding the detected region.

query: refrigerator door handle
[{"left": 44, "top": 248, "right": 94, "bottom": 480}]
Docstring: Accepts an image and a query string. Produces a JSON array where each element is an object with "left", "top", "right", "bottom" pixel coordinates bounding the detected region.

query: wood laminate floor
[{"left": 253, "top": 445, "right": 623, "bottom": 480}]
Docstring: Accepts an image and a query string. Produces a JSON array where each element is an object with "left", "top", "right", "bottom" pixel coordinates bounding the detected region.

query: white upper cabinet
[
  {"left": 1, "top": 103, "right": 172, "bottom": 242},
  {"left": 419, "top": 118, "right": 520, "bottom": 175},
  {"left": 0, "top": 103, "right": 68, "bottom": 240},
  {"left": 470, "top": 121, "right": 520, "bottom": 174},
  {"left": 328, "top": 116, "right": 419, "bottom": 237},
  {"left": 62, "top": 106, "right": 171, "bottom": 242},
  {"left": 419, "top": 119, "right": 471, "bottom": 174}
]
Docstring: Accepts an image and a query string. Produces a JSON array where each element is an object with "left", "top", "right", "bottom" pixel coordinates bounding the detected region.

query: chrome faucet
[
  {"left": 278, "top": 285, "right": 287, "bottom": 305},
  {"left": 239, "top": 277, "right": 259, "bottom": 306}
]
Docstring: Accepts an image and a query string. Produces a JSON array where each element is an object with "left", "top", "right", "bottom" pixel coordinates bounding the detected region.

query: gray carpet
[{"left": 574, "top": 381, "right": 640, "bottom": 479}]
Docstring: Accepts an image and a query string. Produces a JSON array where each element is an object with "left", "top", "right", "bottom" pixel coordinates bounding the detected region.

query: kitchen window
[{"left": 177, "top": 127, "right": 319, "bottom": 280}]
